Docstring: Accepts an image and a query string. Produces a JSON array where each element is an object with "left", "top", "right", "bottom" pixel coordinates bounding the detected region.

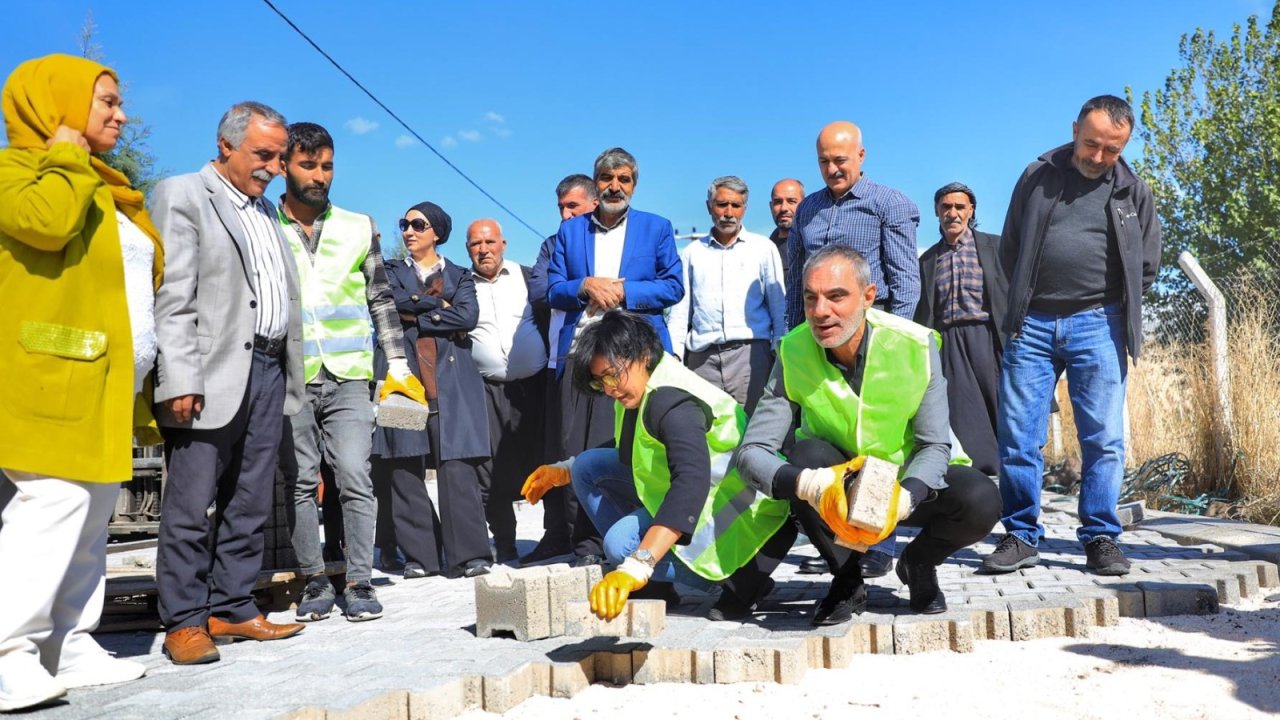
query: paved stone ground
[{"left": 34, "top": 492, "right": 1280, "bottom": 720}]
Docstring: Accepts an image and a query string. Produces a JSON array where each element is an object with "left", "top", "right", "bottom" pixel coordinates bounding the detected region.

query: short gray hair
[
  {"left": 803, "top": 244, "right": 871, "bottom": 288},
  {"left": 217, "top": 101, "right": 287, "bottom": 150},
  {"left": 594, "top": 147, "right": 638, "bottom": 183},
  {"left": 555, "top": 173, "right": 598, "bottom": 201},
  {"left": 706, "top": 175, "right": 749, "bottom": 203}
]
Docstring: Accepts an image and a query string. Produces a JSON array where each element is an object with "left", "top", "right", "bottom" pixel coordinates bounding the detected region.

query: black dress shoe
[
  {"left": 709, "top": 578, "right": 774, "bottom": 622},
  {"left": 896, "top": 561, "right": 947, "bottom": 614},
  {"left": 812, "top": 575, "right": 867, "bottom": 626},
  {"left": 858, "top": 549, "right": 894, "bottom": 578},
  {"left": 519, "top": 539, "right": 572, "bottom": 565},
  {"left": 797, "top": 557, "right": 830, "bottom": 575},
  {"left": 573, "top": 554, "right": 605, "bottom": 568},
  {"left": 462, "top": 559, "right": 492, "bottom": 578}
]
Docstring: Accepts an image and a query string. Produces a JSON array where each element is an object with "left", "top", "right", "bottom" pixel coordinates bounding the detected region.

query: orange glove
[
  {"left": 378, "top": 372, "right": 428, "bottom": 406},
  {"left": 521, "top": 463, "right": 571, "bottom": 505},
  {"left": 589, "top": 558, "right": 652, "bottom": 620},
  {"left": 818, "top": 480, "right": 906, "bottom": 547}
]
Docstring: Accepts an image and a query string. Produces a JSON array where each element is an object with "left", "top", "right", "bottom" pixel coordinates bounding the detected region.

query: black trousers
[
  {"left": 723, "top": 438, "right": 1001, "bottom": 603},
  {"left": 372, "top": 455, "right": 442, "bottom": 572},
  {"left": 538, "top": 367, "right": 575, "bottom": 548},
  {"left": 156, "top": 349, "right": 284, "bottom": 630},
  {"left": 940, "top": 321, "right": 1002, "bottom": 476},
  {"left": 478, "top": 374, "right": 544, "bottom": 553},
  {"left": 371, "top": 413, "right": 491, "bottom": 576},
  {"left": 556, "top": 360, "right": 612, "bottom": 557}
]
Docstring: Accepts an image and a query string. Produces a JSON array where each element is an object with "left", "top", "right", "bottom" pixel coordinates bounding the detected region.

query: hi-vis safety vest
[
  {"left": 779, "top": 308, "right": 971, "bottom": 470},
  {"left": 280, "top": 206, "right": 376, "bottom": 383},
  {"left": 621, "top": 355, "right": 791, "bottom": 581}
]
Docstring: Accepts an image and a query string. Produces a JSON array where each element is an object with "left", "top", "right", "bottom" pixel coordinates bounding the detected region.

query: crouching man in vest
[
  {"left": 734, "top": 244, "right": 1000, "bottom": 624},
  {"left": 521, "top": 310, "right": 791, "bottom": 622},
  {"left": 276, "top": 123, "right": 426, "bottom": 622}
]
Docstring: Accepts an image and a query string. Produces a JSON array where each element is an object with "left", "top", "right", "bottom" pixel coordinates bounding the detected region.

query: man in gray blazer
[{"left": 150, "top": 101, "right": 306, "bottom": 665}]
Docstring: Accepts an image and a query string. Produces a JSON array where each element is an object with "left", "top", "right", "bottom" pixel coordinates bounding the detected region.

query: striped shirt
[
  {"left": 784, "top": 176, "right": 921, "bottom": 327},
  {"left": 213, "top": 169, "right": 291, "bottom": 340},
  {"left": 934, "top": 229, "right": 989, "bottom": 326}
]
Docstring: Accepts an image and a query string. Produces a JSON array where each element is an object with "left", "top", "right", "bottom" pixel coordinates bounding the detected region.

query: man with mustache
[
  {"left": 983, "top": 95, "right": 1161, "bottom": 577},
  {"left": 667, "top": 176, "right": 786, "bottom": 414},
  {"left": 275, "top": 122, "right": 419, "bottom": 621},
  {"left": 913, "top": 182, "right": 1008, "bottom": 477},
  {"left": 784, "top": 121, "right": 922, "bottom": 578},
  {"left": 543, "top": 148, "right": 683, "bottom": 570},
  {"left": 768, "top": 179, "right": 804, "bottom": 286},
  {"left": 151, "top": 102, "right": 306, "bottom": 664}
]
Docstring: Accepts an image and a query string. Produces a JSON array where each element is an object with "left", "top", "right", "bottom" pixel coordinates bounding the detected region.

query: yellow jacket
[{"left": 0, "top": 142, "right": 161, "bottom": 482}]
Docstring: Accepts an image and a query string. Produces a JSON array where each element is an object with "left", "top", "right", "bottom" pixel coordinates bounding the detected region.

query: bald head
[
  {"left": 466, "top": 219, "right": 506, "bottom": 279},
  {"left": 816, "top": 121, "right": 865, "bottom": 196},
  {"left": 770, "top": 178, "right": 805, "bottom": 233}
]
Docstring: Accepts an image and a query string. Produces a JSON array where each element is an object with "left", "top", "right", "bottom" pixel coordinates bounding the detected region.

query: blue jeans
[
  {"left": 997, "top": 305, "right": 1128, "bottom": 546},
  {"left": 570, "top": 448, "right": 709, "bottom": 589}
]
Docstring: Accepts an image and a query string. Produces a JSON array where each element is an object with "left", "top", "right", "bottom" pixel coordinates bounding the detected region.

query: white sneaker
[
  {"left": 57, "top": 654, "right": 146, "bottom": 689},
  {"left": 0, "top": 660, "right": 67, "bottom": 711}
]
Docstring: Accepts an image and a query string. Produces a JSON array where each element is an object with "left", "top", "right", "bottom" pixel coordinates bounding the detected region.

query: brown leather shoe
[
  {"left": 207, "top": 614, "right": 305, "bottom": 644},
  {"left": 163, "top": 626, "right": 220, "bottom": 665}
]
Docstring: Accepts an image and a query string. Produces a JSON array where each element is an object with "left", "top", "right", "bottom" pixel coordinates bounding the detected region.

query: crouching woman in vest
[{"left": 521, "top": 310, "right": 791, "bottom": 621}]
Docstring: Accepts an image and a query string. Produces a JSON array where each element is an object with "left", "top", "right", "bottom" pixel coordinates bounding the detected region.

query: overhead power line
[{"left": 262, "top": 0, "right": 544, "bottom": 239}]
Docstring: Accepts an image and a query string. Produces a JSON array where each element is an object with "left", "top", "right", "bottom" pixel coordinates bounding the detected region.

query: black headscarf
[{"left": 408, "top": 201, "right": 452, "bottom": 245}]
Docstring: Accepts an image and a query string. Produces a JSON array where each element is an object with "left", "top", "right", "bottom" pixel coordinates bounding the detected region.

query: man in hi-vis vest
[
  {"left": 276, "top": 123, "right": 424, "bottom": 623},
  {"left": 734, "top": 244, "right": 1000, "bottom": 624}
]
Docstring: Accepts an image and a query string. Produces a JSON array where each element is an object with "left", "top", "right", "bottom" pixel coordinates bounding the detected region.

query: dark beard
[{"left": 286, "top": 174, "right": 328, "bottom": 208}]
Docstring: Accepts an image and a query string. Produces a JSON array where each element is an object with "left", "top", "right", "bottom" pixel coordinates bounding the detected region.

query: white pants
[{"left": 0, "top": 471, "right": 119, "bottom": 677}]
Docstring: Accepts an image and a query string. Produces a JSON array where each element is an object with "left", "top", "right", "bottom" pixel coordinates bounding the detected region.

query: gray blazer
[{"left": 150, "top": 163, "right": 303, "bottom": 430}]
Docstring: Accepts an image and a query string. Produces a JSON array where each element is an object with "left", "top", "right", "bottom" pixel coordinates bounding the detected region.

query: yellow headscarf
[{"left": 2, "top": 53, "right": 163, "bottom": 284}]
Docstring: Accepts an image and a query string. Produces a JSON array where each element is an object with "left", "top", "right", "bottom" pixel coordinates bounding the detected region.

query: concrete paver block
[
  {"left": 1007, "top": 597, "right": 1066, "bottom": 641},
  {"left": 1242, "top": 560, "right": 1280, "bottom": 588},
  {"left": 275, "top": 708, "right": 326, "bottom": 720},
  {"left": 1090, "top": 581, "right": 1146, "bottom": 617},
  {"left": 845, "top": 456, "right": 899, "bottom": 531},
  {"left": 892, "top": 615, "right": 951, "bottom": 654},
  {"left": 329, "top": 691, "right": 407, "bottom": 720},
  {"left": 632, "top": 646, "right": 694, "bottom": 685},
  {"left": 593, "top": 649, "right": 634, "bottom": 685},
  {"left": 709, "top": 639, "right": 804, "bottom": 684},
  {"left": 693, "top": 647, "right": 716, "bottom": 684},
  {"left": 563, "top": 599, "right": 665, "bottom": 637},
  {"left": 1068, "top": 589, "right": 1120, "bottom": 627},
  {"left": 1233, "top": 565, "right": 1261, "bottom": 599},
  {"left": 546, "top": 565, "right": 600, "bottom": 636},
  {"left": 549, "top": 656, "right": 594, "bottom": 698},
  {"left": 967, "top": 603, "right": 1012, "bottom": 641},
  {"left": 474, "top": 567, "right": 551, "bottom": 641},
  {"left": 1138, "top": 581, "right": 1220, "bottom": 616},
  {"left": 408, "top": 677, "right": 473, "bottom": 720},
  {"left": 482, "top": 663, "right": 533, "bottom": 714},
  {"left": 1037, "top": 594, "right": 1091, "bottom": 637},
  {"left": 529, "top": 663, "right": 551, "bottom": 697}
]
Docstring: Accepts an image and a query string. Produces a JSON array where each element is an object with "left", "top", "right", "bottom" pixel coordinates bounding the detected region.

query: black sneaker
[
  {"left": 858, "top": 550, "right": 894, "bottom": 578},
  {"left": 462, "top": 559, "right": 492, "bottom": 578},
  {"left": 295, "top": 577, "right": 336, "bottom": 622},
  {"left": 796, "top": 557, "right": 829, "bottom": 575},
  {"left": 342, "top": 582, "right": 383, "bottom": 622},
  {"left": 812, "top": 575, "right": 867, "bottom": 626},
  {"left": 1084, "top": 537, "right": 1131, "bottom": 576},
  {"left": 708, "top": 578, "right": 775, "bottom": 622},
  {"left": 981, "top": 534, "right": 1039, "bottom": 574},
  {"left": 895, "top": 561, "right": 946, "bottom": 614}
]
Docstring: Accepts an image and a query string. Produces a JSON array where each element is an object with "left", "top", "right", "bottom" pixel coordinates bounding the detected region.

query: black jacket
[
  {"left": 914, "top": 229, "right": 1009, "bottom": 350},
  {"left": 1000, "top": 143, "right": 1161, "bottom": 359}
]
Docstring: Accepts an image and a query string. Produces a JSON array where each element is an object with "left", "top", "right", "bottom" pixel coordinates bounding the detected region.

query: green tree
[{"left": 78, "top": 11, "right": 163, "bottom": 197}]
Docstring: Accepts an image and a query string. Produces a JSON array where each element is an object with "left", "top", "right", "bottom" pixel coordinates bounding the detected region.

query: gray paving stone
[{"left": 1138, "top": 581, "right": 1220, "bottom": 616}]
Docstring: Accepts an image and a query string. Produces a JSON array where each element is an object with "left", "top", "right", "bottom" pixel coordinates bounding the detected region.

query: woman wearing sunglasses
[
  {"left": 521, "top": 310, "right": 791, "bottom": 621},
  {"left": 370, "top": 202, "right": 493, "bottom": 579}
]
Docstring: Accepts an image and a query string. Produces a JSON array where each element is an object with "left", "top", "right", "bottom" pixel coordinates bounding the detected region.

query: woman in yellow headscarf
[{"left": 0, "top": 54, "right": 163, "bottom": 711}]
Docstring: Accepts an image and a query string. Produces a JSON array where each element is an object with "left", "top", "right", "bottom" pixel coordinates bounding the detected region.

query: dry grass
[{"left": 1044, "top": 283, "right": 1280, "bottom": 524}]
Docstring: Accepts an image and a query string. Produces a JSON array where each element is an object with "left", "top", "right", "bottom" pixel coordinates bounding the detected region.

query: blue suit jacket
[{"left": 546, "top": 209, "right": 683, "bottom": 372}]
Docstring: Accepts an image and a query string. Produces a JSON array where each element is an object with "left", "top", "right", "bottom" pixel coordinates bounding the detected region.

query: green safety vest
[
  {"left": 280, "top": 205, "right": 375, "bottom": 383},
  {"left": 621, "top": 355, "right": 791, "bottom": 582},
  {"left": 779, "top": 308, "right": 971, "bottom": 470}
]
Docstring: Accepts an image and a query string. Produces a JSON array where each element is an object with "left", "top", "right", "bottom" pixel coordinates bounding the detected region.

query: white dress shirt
[
  {"left": 570, "top": 213, "right": 629, "bottom": 347},
  {"left": 666, "top": 229, "right": 787, "bottom": 357},
  {"left": 213, "top": 169, "right": 291, "bottom": 340},
  {"left": 471, "top": 260, "right": 548, "bottom": 381}
]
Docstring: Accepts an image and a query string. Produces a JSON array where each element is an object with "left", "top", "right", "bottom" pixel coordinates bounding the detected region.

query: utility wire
[{"left": 262, "top": 0, "right": 545, "bottom": 239}]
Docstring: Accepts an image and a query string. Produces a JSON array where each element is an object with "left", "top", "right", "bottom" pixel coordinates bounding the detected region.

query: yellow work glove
[
  {"left": 520, "top": 460, "right": 572, "bottom": 505},
  {"left": 378, "top": 371, "right": 428, "bottom": 406},
  {"left": 589, "top": 556, "right": 653, "bottom": 620},
  {"left": 794, "top": 456, "right": 866, "bottom": 512},
  {"left": 818, "top": 480, "right": 909, "bottom": 547}
]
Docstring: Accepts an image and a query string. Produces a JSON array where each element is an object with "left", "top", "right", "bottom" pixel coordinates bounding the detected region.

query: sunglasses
[
  {"left": 399, "top": 218, "right": 432, "bottom": 233},
  {"left": 588, "top": 371, "right": 623, "bottom": 394},
  {"left": 938, "top": 203, "right": 970, "bottom": 211}
]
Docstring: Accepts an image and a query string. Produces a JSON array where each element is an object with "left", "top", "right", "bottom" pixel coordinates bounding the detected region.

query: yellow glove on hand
[
  {"left": 795, "top": 456, "right": 866, "bottom": 512},
  {"left": 379, "top": 372, "right": 428, "bottom": 406},
  {"left": 589, "top": 557, "right": 652, "bottom": 620},
  {"left": 520, "top": 463, "right": 571, "bottom": 505},
  {"left": 819, "top": 480, "right": 906, "bottom": 547}
]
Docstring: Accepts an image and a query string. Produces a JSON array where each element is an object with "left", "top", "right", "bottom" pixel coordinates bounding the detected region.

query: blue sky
[{"left": 2, "top": 1, "right": 1269, "bottom": 264}]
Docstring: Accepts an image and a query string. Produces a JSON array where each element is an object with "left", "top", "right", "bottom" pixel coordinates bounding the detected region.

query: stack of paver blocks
[{"left": 477, "top": 564, "right": 671, "bottom": 641}]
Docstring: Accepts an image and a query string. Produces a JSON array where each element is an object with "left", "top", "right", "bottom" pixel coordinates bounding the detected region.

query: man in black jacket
[
  {"left": 914, "top": 182, "right": 1008, "bottom": 476},
  {"left": 983, "top": 95, "right": 1161, "bottom": 578}
]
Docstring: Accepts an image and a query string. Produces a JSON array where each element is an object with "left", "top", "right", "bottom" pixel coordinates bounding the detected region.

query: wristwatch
[{"left": 630, "top": 549, "right": 658, "bottom": 568}]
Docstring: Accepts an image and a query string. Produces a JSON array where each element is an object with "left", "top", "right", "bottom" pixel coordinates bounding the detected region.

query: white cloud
[
  {"left": 345, "top": 116, "right": 379, "bottom": 135},
  {"left": 485, "top": 111, "right": 505, "bottom": 123},
  {"left": 394, "top": 134, "right": 416, "bottom": 148},
  {"left": 458, "top": 129, "right": 482, "bottom": 142},
  {"left": 441, "top": 135, "right": 457, "bottom": 148}
]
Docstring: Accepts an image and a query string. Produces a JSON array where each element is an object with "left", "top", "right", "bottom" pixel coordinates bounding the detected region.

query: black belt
[
  {"left": 253, "top": 334, "right": 285, "bottom": 357},
  {"left": 704, "top": 338, "right": 762, "bottom": 352}
]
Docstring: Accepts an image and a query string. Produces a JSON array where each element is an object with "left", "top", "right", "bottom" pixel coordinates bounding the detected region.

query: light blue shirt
[{"left": 667, "top": 229, "right": 787, "bottom": 357}]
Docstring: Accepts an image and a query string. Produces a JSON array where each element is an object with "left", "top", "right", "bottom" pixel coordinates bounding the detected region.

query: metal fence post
[{"left": 1177, "top": 250, "right": 1232, "bottom": 449}]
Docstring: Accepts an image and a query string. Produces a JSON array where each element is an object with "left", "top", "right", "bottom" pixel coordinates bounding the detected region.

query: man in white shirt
[
  {"left": 668, "top": 176, "right": 786, "bottom": 414},
  {"left": 465, "top": 219, "right": 549, "bottom": 563}
]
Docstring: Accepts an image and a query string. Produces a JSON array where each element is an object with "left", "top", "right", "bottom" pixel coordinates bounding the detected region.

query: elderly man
[
  {"left": 151, "top": 102, "right": 306, "bottom": 664},
  {"left": 544, "top": 148, "right": 684, "bottom": 567},
  {"left": 521, "top": 174, "right": 599, "bottom": 565},
  {"left": 914, "top": 182, "right": 1008, "bottom": 477},
  {"left": 667, "top": 176, "right": 786, "bottom": 414},
  {"left": 275, "top": 122, "right": 422, "bottom": 623},
  {"left": 732, "top": 245, "right": 999, "bottom": 624},
  {"left": 768, "top": 179, "right": 804, "bottom": 285},
  {"left": 983, "top": 96, "right": 1161, "bottom": 577},
  {"left": 466, "top": 219, "right": 549, "bottom": 564},
  {"left": 785, "top": 120, "right": 922, "bottom": 577}
]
